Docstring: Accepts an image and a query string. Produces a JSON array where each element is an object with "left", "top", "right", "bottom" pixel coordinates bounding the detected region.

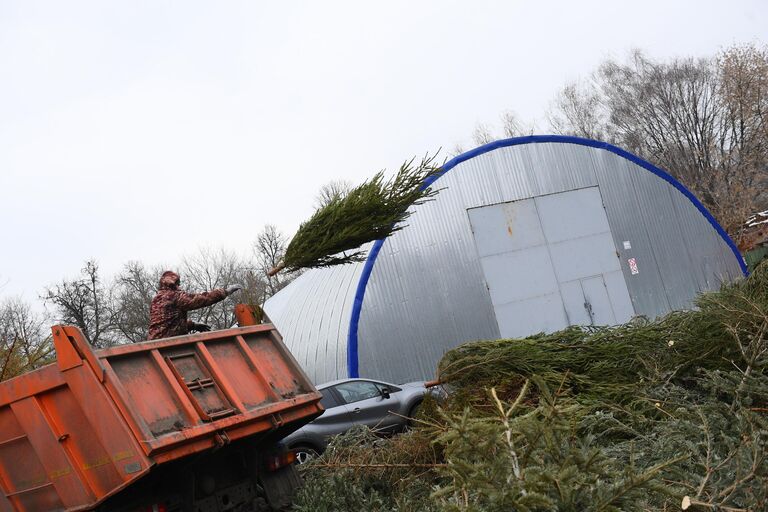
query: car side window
[
  {"left": 333, "top": 381, "right": 381, "bottom": 404},
  {"left": 375, "top": 382, "right": 401, "bottom": 393},
  {"left": 319, "top": 389, "right": 340, "bottom": 409}
]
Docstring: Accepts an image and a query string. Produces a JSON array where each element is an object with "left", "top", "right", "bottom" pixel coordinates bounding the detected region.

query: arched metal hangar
[{"left": 265, "top": 136, "right": 747, "bottom": 385}]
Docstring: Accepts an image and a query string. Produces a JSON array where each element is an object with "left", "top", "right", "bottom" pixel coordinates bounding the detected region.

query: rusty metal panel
[
  {"left": 242, "top": 331, "right": 309, "bottom": 399},
  {"left": 9, "top": 396, "right": 94, "bottom": 510},
  {"left": 37, "top": 388, "right": 125, "bottom": 498},
  {"left": 108, "top": 351, "right": 195, "bottom": 437},
  {"left": 0, "top": 403, "right": 71, "bottom": 511},
  {"left": 98, "top": 326, "right": 320, "bottom": 456},
  {"left": 205, "top": 340, "right": 273, "bottom": 409},
  {"left": 0, "top": 327, "right": 152, "bottom": 512},
  {"left": 0, "top": 360, "right": 151, "bottom": 512}
]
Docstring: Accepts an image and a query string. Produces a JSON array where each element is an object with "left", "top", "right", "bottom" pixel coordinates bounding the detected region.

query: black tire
[
  {"left": 407, "top": 401, "right": 423, "bottom": 427},
  {"left": 292, "top": 444, "right": 320, "bottom": 465},
  {"left": 252, "top": 497, "right": 270, "bottom": 512}
]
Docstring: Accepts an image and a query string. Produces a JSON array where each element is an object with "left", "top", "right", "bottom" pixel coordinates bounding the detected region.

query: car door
[
  {"left": 333, "top": 380, "right": 399, "bottom": 432},
  {"left": 309, "top": 387, "right": 353, "bottom": 440}
]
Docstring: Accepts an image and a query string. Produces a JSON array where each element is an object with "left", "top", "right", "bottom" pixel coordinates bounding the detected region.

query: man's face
[{"left": 161, "top": 272, "right": 181, "bottom": 289}]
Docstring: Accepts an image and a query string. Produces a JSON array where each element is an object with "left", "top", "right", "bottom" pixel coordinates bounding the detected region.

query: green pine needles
[
  {"left": 273, "top": 153, "right": 443, "bottom": 274},
  {"left": 295, "top": 263, "right": 768, "bottom": 511},
  {"left": 437, "top": 260, "right": 768, "bottom": 400}
]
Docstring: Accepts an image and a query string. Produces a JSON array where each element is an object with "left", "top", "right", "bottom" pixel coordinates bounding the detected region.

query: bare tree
[
  {"left": 35, "top": 235, "right": 298, "bottom": 344},
  {"left": 110, "top": 261, "right": 160, "bottom": 343},
  {"left": 501, "top": 110, "right": 536, "bottom": 137},
  {"left": 254, "top": 224, "right": 297, "bottom": 298},
  {"left": 467, "top": 111, "right": 535, "bottom": 149},
  {"left": 180, "top": 248, "right": 255, "bottom": 330},
  {"left": 0, "top": 298, "right": 53, "bottom": 381},
  {"left": 547, "top": 45, "right": 768, "bottom": 242},
  {"left": 598, "top": 51, "right": 724, "bottom": 187},
  {"left": 315, "top": 180, "right": 353, "bottom": 208},
  {"left": 717, "top": 44, "right": 768, "bottom": 224},
  {"left": 449, "top": 143, "right": 466, "bottom": 157},
  {"left": 472, "top": 123, "right": 495, "bottom": 146},
  {"left": 42, "top": 260, "right": 114, "bottom": 347},
  {"left": 547, "top": 81, "right": 607, "bottom": 140}
]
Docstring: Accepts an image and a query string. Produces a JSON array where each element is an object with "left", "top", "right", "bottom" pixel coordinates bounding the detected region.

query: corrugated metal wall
[
  {"left": 266, "top": 140, "right": 744, "bottom": 385},
  {"left": 356, "top": 143, "right": 742, "bottom": 383},
  {"left": 265, "top": 262, "right": 364, "bottom": 383}
]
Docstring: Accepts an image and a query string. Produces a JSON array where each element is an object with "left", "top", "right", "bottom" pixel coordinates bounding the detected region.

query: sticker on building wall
[
  {"left": 623, "top": 241, "right": 632, "bottom": 250},
  {"left": 628, "top": 258, "right": 639, "bottom": 275}
]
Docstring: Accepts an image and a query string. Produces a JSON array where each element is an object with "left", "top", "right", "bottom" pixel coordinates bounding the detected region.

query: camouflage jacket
[{"left": 147, "top": 272, "right": 227, "bottom": 340}]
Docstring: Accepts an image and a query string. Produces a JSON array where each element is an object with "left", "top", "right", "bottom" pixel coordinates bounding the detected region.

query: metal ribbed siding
[
  {"left": 589, "top": 151, "right": 672, "bottom": 317},
  {"left": 265, "top": 138, "right": 744, "bottom": 385},
  {"left": 356, "top": 142, "right": 743, "bottom": 383},
  {"left": 358, "top": 163, "right": 501, "bottom": 382},
  {"left": 265, "top": 262, "right": 364, "bottom": 383}
]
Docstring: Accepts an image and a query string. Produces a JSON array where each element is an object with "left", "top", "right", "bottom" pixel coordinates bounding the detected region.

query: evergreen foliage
[
  {"left": 295, "top": 263, "right": 768, "bottom": 511},
  {"left": 276, "top": 154, "right": 442, "bottom": 273}
]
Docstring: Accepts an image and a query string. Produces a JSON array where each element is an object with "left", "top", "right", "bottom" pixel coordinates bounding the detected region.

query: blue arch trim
[
  {"left": 346, "top": 239, "right": 384, "bottom": 378},
  {"left": 346, "top": 135, "right": 748, "bottom": 377}
]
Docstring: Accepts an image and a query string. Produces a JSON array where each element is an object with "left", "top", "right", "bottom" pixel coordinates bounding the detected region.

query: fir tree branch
[{"left": 275, "top": 152, "right": 443, "bottom": 273}]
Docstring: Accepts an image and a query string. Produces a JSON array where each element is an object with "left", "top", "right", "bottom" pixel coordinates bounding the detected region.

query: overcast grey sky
[{"left": 1, "top": 0, "right": 766, "bottom": 304}]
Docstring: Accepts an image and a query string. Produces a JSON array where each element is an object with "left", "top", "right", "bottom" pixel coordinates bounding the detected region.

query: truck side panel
[{"left": 96, "top": 325, "right": 319, "bottom": 462}]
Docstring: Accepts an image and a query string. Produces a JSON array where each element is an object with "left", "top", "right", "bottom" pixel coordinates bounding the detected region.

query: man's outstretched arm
[
  {"left": 175, "top": 289, "right": 228, "bottom": 311},
  {"left": 175, "top": 284, "right": 244, "bottom": 312}
]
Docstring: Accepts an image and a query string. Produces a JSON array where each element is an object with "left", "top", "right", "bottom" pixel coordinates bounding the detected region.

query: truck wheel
[
  {"left": 252, "top": 496, "right": 270, "bottom": 511},
  {"left": 293, "top": 445, "right": 319, "bottom": 465},
  {"left": 259, "top": 462, "right": 303, "bottom": 510}
]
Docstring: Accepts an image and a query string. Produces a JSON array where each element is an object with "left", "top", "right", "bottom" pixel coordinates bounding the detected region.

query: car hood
[{"left": 399, "top": 381, "right": 427, "bottom": 389}]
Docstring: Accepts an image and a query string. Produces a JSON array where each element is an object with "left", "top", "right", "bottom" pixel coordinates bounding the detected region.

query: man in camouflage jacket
[{"left": 147, "top": 270, "right": 243, "bottom": 341}]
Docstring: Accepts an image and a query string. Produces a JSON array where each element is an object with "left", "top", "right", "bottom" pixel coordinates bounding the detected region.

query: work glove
[
  {"left": 225, "top": 284, "right": 244, "bottom": 296},
  {"left": 192, "top": 323, "right": 211, "bottom": 333}
]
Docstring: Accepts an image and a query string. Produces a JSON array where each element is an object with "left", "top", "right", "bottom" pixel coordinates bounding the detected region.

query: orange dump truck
[{"left": 0, "top": 309, "right": 323, "bottom": 512}]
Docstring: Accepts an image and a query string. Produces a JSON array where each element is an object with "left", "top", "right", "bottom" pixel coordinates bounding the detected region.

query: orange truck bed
[{"left": 0, "top": 323, "right": 322, "bottom": 511}]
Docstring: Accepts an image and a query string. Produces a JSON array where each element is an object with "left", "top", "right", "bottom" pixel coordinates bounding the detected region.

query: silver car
[{"left": 282, "top": 378, "right": 432, "bottom": 463}]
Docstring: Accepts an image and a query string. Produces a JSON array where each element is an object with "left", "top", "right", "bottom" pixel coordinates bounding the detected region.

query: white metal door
[{"left": 468, "top": 187, "right": 634, "bottom": 338}]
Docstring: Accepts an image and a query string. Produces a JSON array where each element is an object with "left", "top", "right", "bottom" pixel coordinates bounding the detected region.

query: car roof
[{"left": 316, "top": 377, "right": 394, "bottom": 390}]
